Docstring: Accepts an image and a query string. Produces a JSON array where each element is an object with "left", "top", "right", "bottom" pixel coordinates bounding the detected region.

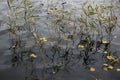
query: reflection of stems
[
  {"left": 23, "top": 0, "right": 29, "bottom": 31},
  {"left": 7, "top": 0, "right": 11, "bottom": 9},
  {"left": 90, "top": 74, "right": 101, "bottom": 80},
  {"left": 39, "top": 47, "right": 46, "bottom": 80}
]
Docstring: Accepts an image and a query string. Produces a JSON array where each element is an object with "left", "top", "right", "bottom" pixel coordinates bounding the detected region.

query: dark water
[{"left": 0, "top": 0, "right": 120, "bottom": 80}]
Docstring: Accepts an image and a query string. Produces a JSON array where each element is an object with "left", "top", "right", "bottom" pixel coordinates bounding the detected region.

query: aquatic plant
[{"left": 5, "top": 0, "right": 120, "bottom": 80}]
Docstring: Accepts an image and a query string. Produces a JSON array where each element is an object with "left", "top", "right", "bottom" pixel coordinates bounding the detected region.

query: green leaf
[{"left": 82, "top": 8, "right": 88, "bottom": 16}]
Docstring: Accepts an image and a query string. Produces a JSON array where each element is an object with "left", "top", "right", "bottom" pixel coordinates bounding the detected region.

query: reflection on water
[{"left": 0, "top": 0, "right": 120, "bottom": 80}]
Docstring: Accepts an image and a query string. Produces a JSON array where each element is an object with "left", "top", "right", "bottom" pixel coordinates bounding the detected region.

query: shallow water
[{"left": 0, "top": 0, "right": 120, "bottom": 80}]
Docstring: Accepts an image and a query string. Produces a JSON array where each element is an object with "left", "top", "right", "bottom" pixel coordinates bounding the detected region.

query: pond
[{"left": 0, "top": 0, "right": 120, "bottom": 80}]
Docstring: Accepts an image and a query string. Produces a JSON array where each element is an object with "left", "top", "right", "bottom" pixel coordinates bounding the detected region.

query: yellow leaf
[
  {"left": 78, "top": 44, "right": 85, "bottom": 49},
  {"left": 40, "top": 37, "right": 47, "bottom": 42},
  {"left": 103, "top": 51, "right": 108, "bottom": 54},
  {"left": 30, "top": 54, "right": 37, "bottom": 58},
  {"left": 103, "top": 64, "right": 108, "bottom": 66},
  {"left": 102, "top": 40, "right": 109, "bottom": 44},
  {"left": 106, "top": 56, "right": 114, "bottom": 60},
  {"left": 90, "top": 67, "right": 95, "bottom": 72},
  {"left": 116, "top": 68, "right": 120, "bottom": 72},
  {"left": 108, "top": 65, "right": 113, "bottom": 69}
]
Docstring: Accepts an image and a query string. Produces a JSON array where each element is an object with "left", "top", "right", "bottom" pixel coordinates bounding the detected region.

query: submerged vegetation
[{"left": 5, "top": 0, "right": 120, "bottom": 80}]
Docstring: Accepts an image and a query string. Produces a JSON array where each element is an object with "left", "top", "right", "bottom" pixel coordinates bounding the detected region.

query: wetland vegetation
[{"left": 0, "top": 0, "right": 120, "bottom": 80}]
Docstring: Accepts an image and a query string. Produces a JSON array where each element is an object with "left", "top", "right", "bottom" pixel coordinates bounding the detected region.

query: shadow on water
[{"left": 0, "top": 0, "right": 120, "bottom": 80}]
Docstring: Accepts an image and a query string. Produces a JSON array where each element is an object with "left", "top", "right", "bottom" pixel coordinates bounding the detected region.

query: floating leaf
[
  {"left": 103, "top": 67, "right": 108, "bottom": 71},
  {"left": 78, "top": 44, "right": 85, "bottom": 49},
  {"left": 9, "top": 45, "right": 16, "bottom": 49},
  {"left": 108, "top": 65, "right": 113, "bottom": 69},
  {"left": 106, "top": 56, "right": 114, "bottom": 60},
  {"left": 102, "top": 40, "right": 109, "bottom": 44},
  {"left": 116, "top": 68, "right": 120, "bottom": 72},
  {"left": 40, "top": 37, "right": 47, "bottom": 42},
  {"left": 89, "top": 67, "right": 95, "bottom": 72},
  {"left": 103, "top": 64, "right": 108, "bottom": 66},
  {"left": 103, "top": 51, "right": 108, "bottom": 54},
  {"left": 30, "top": 53, "right": 37, "bottom": 58}
]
